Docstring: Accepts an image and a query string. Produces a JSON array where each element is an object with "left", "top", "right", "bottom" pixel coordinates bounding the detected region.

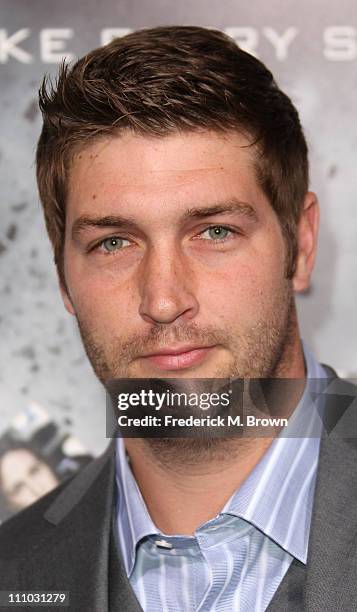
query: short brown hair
[{"left": 36, "top": 25, "right": 308, "bottom": 283}]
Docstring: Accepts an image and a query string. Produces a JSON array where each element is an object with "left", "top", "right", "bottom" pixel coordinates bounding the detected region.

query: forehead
[
  {"left": 0, "top": 449, "right": 37, "bottom": 486},
  {"left": 1, "top": 448, "right": 37, "bottom": 470},
  {"left": 66, "top": 130, "right": 269, "bottom": 222}
]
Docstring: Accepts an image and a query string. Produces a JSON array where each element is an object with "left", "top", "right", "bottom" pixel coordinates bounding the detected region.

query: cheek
[
  {"left": 198, "top": 253, "right": 285, "bottom": 319},
  {"left": 197, "top": 223, "right": 286, "bottom": 307},
  {"left": 67, "top": 268, "right": 138, "bottom": 335}
]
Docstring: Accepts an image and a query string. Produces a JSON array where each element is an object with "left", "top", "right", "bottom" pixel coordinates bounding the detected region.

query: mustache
[{"left": 117, "top": 323, "right": 228, "bottom": 361}]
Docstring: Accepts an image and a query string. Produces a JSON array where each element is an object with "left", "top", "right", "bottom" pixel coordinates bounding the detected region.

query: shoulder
[
  {"left": 0, "top": 478, "right": 73, "bottom": 588},
  {"left": 0, "top": 478, "right": 69, "bottom": 556},
  {"left": 319, "top": 366, "right": 357, "bottom": 441},
  {"left": 0, "top": 441, "right": 116, "bottom": 581}
]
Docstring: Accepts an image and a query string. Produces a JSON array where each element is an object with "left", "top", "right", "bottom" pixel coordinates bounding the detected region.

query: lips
[{"left": 141, "top": 345, "right": 216, "bottom": 371}]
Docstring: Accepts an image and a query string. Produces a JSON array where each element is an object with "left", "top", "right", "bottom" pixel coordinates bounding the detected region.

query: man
[
  {"left": 0, "top": 25, "right": 356, "bottom": 612},
  {"left": 0, "top": 444, "right": 60, "bottom": 517}
]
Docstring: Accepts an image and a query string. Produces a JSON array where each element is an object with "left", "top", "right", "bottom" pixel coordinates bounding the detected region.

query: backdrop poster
[{"left": 1, "top": 1, "right": 356, "bottom": 455}]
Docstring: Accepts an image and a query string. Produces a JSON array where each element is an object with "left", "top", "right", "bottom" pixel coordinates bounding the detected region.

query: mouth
[{"left": 140, "top": 345, "right": 217, "bottom": 371}]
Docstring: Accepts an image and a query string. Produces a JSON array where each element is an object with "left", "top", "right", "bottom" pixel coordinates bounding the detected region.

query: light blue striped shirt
[{"left": 115, "top": 346, "right": 327, "bottom": 611}]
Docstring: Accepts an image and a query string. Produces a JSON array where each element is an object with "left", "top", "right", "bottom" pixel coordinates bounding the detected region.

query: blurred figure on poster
[{"left": 0, "top": 402, "right": 93, "bottom": 523}]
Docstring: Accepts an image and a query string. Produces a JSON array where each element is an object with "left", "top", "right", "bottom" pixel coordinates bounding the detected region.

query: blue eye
[
  {"left": 202, "top": 226, "right": 231, "bottom": 240},
  {"left": 101, "top": 237, "right": 129, "bottom": 252}
]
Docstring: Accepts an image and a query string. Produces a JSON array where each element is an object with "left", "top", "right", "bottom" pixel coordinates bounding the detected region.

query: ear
[
  {"left": 292, "top": 191, "right": 320, "bottom": 293},
  {"left": 59, "top": 279, "right": 76, "bottom": 316}
]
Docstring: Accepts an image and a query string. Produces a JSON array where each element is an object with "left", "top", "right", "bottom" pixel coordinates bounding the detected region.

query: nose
[{"left": 138, "top": 243, "right": 199, "bottom": 325}]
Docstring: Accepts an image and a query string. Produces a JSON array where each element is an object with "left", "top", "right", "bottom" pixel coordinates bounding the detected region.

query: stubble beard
[{"left": 76, "top": 279, "right": 297, "bottom": 466}]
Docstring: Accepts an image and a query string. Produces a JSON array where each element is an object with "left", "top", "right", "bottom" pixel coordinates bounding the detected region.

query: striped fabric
[{"left": 115, "top": 346, "right": 327, "bottom": 611}]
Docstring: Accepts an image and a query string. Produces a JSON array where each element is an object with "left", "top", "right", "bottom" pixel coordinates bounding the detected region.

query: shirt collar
[
  {"left": 221, "top": 343, "right": 327, "bottom": 563},
  {"left": 115, "top": 438, "right": 158, "bottom": 576},
  {"left": 115, "top": 343, "right": 327, "bottom": 575}
]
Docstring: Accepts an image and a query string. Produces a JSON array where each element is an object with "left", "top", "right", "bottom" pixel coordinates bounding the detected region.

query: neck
[
  {"left": 125, "top": 328, "right": 306, "bottom": 535},
  {"left": 125, "top": 437, "right": 274, "bottom": 534}
]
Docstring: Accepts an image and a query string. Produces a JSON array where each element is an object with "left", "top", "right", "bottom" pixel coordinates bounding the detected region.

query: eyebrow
[
  {"left": 72, "top": 215, "right": 138, "bottom": 241},
  {"left": 182, "top": 199, "right": 259, "bottom": 223},
  {"left": 71, "top": 198, "right": 259, "bottom": 241}
]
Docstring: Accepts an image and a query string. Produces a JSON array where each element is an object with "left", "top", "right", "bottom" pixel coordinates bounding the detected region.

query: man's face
[
  {"left": 62, "top": 130, "right": 296, "bottom": 382},
  {"left": 0, "top": 449, "right": 59, "bottom": 509}
]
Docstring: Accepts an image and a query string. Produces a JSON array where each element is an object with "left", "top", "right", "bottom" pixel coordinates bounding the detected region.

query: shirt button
[{"left": 155, "top": 539, "right": 173, "bottom": 549}]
